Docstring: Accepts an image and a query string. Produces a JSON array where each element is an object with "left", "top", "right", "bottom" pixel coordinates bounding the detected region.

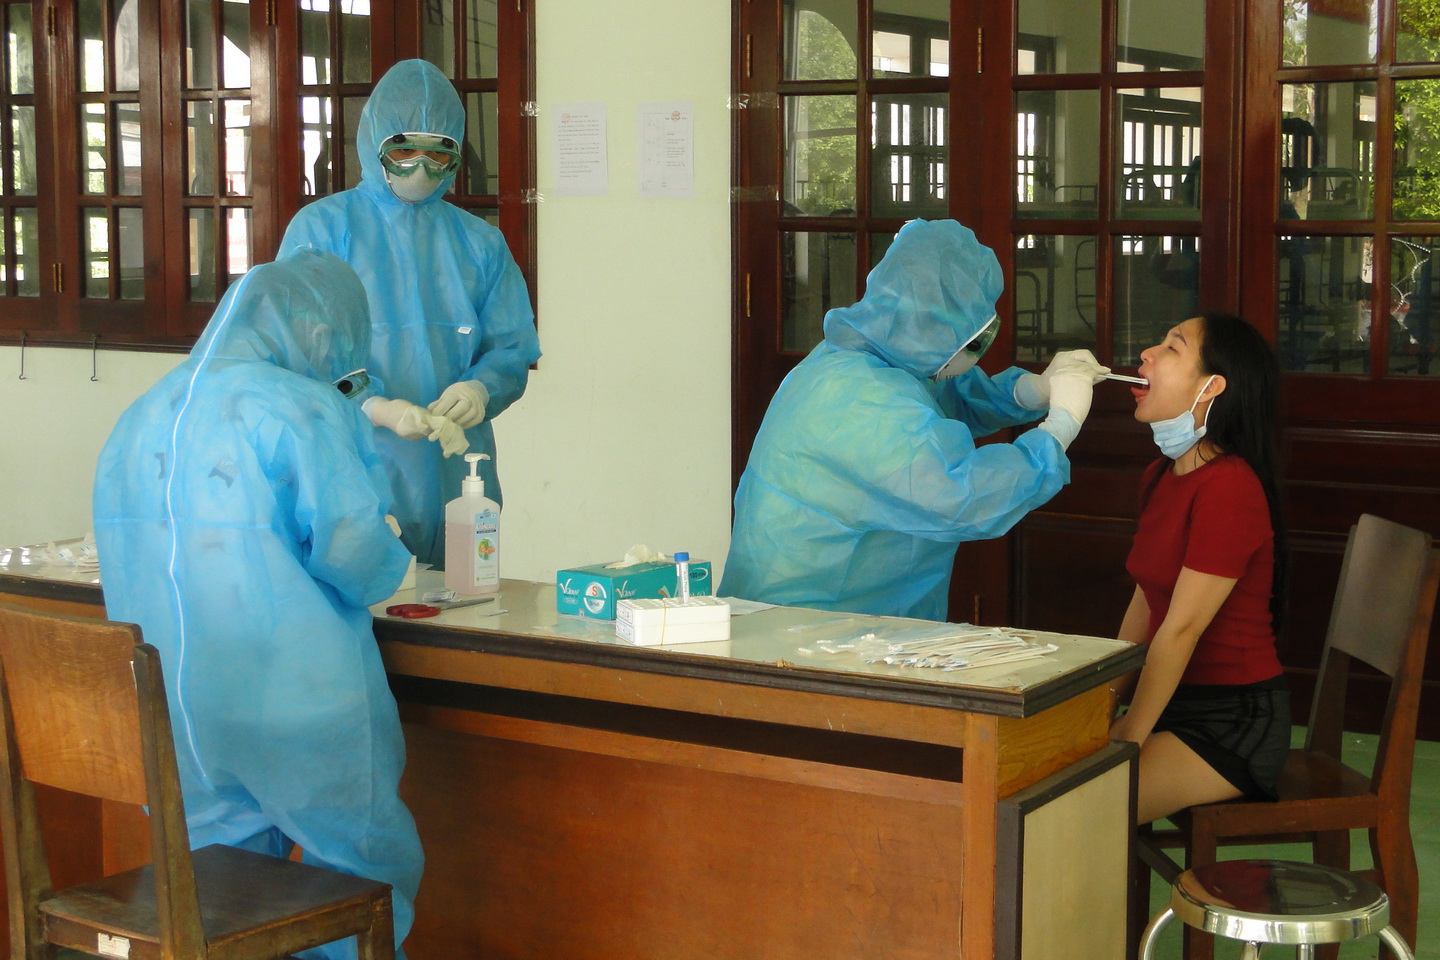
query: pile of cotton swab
[{"left": 797, "top": 624, "right": 1057, "bottom": 671}]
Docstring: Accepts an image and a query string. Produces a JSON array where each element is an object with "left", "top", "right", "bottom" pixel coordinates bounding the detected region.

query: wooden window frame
[{"left": 2, "top": 0, "right": 536, "bottom": 352}]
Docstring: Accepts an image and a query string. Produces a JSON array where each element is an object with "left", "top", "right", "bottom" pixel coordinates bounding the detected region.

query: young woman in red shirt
[{"left": 1110, "top": 313, "right": 1289, "bottom": 824}]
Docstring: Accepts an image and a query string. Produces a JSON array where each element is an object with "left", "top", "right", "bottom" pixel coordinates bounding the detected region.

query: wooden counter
[{"left": 0, "top": 550, "right": 1142, "bottom": 960}]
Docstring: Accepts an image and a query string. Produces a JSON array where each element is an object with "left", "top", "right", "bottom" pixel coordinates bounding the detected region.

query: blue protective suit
[
  {"left": 719, "top": 220, "right": 1070, "bottom": 621},
  {"left": 93, "top": 250, "right": 422, "bottom": 960},
  {"left": 279, "top": 59, "right": 541, "bottom": 568}
]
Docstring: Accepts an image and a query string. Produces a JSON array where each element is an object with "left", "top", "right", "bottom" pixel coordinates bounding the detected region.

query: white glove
[
  {"left": 424, "top": 414, "right": 470, "bottom": 458},
  {"left": 362, "top": 397, "right": 433, "bottom": 440},
  {"left": 428, "top": 380, "right": 488, "bottom": 429},
  {"left": 1035, "top": 369, "right": 1097, "bottom": 452},
  {"left": 1014, "top": 349, "right": 1110, "bottom": 410}
]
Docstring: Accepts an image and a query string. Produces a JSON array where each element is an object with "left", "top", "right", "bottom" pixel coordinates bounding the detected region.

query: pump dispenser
[{"left": 445, "top": 452, "right": 500, "bottom": 595}]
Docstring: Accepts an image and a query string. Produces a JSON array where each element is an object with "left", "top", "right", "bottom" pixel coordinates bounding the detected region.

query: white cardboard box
[{"left": 615, "top": 596, "right": 732, "bottom": 646}]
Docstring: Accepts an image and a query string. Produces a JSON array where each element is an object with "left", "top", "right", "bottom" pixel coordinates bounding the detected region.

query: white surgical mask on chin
[
  {"left": 1149, "top": 374, "right": 1218, "bottom": 459},
  {"left": 386, "top": 167, "right": 445, "bottom": 203}
]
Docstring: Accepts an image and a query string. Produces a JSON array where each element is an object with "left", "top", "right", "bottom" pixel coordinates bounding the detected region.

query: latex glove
[
  {"left": 424, "top": 414, "right": 470, "bottom": 458},
  {"left": 1035, "top": 370, "right": 1096, "bottom": 452},
  {"left": 1014, "top": 350, "right": 1111, "bottom": 410},
  {"left": 362, "top": 397, "right": 433, "bottom": 441},
  {"left": 428, "top": 380, "right": 488, "bottom": 429}
]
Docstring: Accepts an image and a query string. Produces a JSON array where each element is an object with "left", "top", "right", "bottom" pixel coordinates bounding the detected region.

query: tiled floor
[{"left": 1139, "top": 733, "right": 1440, "bottom": 959}]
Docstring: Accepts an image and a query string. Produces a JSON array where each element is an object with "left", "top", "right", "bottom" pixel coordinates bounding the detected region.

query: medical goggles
[
  {"left": 332, "top": 368, "right": 372, "bottom": 398},
  {"left": 378, "top": 133, "right": 460, "bottom": 180},
  {"left": 963, "top": 315, "right": 1000, "bottom": 357}
]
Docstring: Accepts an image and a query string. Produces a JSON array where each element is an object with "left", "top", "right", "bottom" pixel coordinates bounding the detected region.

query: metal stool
[{"left": 1138, "top": 859, "right": 1416, "bottom": 959}]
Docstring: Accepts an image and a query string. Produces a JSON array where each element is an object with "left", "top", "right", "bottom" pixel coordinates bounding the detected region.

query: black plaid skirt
[{"left": 1152, "top": 674, "right": 1292, "bottom": 801}]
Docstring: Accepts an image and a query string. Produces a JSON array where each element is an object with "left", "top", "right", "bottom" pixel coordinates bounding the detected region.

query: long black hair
[{"left": 1141, "top": 312, "right": 1288, "bottom": 631}]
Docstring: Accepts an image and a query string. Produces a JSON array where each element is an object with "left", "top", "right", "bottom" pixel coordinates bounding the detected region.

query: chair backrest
[
  {"left": 0, "top": 603, "right": 204, "bottom": 958},
  {"left": 0, "top": 603, "right": 150, "bottom": 805},
  {"left": 1305, "top": 516, "right": 1440, "bottom": 799}
]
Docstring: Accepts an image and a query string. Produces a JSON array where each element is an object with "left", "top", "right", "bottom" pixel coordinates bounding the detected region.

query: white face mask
[
  {"left": 1149, "top": 374, "right": 1217, "bottom": 459},
  {"left": 386, "top": 166, "right": 445, "bottom": 203}
]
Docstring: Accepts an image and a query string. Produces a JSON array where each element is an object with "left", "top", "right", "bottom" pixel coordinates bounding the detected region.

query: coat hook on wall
[
  {"left": 17, "top": 332, "right": 26, "bottom": 380},
  {"left": 90, "top": 334, "right": 100, "bottom": 382}
]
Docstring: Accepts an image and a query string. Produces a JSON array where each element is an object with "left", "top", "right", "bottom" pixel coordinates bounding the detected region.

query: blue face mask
[{"left": 1150, "top": 375, "right": 1217, "bottom": 459}]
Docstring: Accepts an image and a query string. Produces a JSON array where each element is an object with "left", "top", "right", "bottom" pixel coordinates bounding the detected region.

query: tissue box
[
  {"left": 616, "top": 597, "right": 731, "bottom": 645},
  {"left": 556, "top": 559, "right": 713, "bottom": 620}
]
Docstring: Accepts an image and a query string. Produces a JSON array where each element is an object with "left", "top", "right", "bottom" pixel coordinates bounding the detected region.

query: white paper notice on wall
[
  {"left": 638, "top": 102, "right": 694, "bottom": 199},
  {"left": 553, "top": 103, "right": 609, "bottom": 197}
]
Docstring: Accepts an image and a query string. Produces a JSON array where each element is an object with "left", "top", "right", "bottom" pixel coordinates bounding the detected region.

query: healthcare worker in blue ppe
[
  {"left": 93, "top": 249, "right": 423, "bottom": 960},
  {"left": 720, "top": 219, "right": 1108, "bottom": 621},
  {"left": 280, "top": 58, "right": 542, "bottom": 568}
]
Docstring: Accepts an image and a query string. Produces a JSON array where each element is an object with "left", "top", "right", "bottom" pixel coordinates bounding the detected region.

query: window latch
[{"left": 52, "top": 263, "right": 62, "bottom": 294}]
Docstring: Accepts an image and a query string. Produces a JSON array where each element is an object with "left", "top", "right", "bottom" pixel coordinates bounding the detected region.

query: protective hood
[
  {"left": 822, "top": 219, "right": 1003, "bottom": 379},
  {"left": 357, "top": 59, "right": 465, "bottom": 206},
  {"left": 189, "top": 247, "right": 371, "bottom": 385}
]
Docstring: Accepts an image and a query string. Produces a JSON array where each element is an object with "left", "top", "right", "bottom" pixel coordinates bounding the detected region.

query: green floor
[{"left": 1139, "top": 733, "right": 1440, "bottom": 959}]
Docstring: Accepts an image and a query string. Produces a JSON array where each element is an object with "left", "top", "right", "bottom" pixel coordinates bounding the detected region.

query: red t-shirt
[{"left": 1125, "top": 455, "right": 1283, "bottom": 686}]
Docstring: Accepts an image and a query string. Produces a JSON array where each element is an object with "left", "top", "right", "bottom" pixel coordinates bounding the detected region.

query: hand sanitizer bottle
[{"left": 445, "top": 452, "right": 500, "bottom": 596}]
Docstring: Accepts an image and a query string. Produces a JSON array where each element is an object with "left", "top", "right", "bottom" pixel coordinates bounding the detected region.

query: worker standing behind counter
[
  {"left": 93, "top": 250, "right": 423, "bottom": 960},
  {"left": 280, "top": 59, "right": 542, "bottom": 569},
  {"left": 720, "top": 219, "right": 1108, "bottom": 621}
]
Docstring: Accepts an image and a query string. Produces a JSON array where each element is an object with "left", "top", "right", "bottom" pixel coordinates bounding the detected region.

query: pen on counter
[{"left": 1103, "top": 373, "right": 1148, "bottom": 385}]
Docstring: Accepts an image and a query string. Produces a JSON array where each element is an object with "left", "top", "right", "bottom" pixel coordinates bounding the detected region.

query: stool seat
[{"left": 1140, "top": 859, "right": 1416, "bottom": 959}]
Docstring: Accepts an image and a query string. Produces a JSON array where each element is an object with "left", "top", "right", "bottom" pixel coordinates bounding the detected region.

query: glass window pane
[
  {"left": 227, "top": 207, "right": 251, "bottom": 282},
  {"left": 300, "top": 3, "right": 330, "bottom": 85},
  {"left": 1397, "top": 0, "right": 1440, "bottom": 63},
  {"left": 871, "top": 93, "right": 947, "bottom": 219},
  {"left": 11, "top": 105, "right": 36, "bottom": 195},
  {"left": 343, "top": 95, "right": 366, "bottom": 190},
  {"left": 187, "top": 0, "right": 215, "bottom": 88},
  {"left": 1113, "top": 235, "right": 1201, "bottom": 365},
  {"left": 190, "top": 208, "right": 215, "bottom": 301},
  {"left": 1014, "top": 234, "right": 1097, "bottom": 361},
  {"left": 1390, "top": 237, "right": 1440, "bottom": 376},
  {"left": 1016, "top": 89, "right": 1100, "bottom": 219},
  {"left": 1283, "top": 0, "right": 1377, "bottom": 67},
  {"left": 785, "top": 0, "right": 858, "bottom": 81},
  {"left": 466, "top": 0, "right": 498, "bottom": 78},
  {"left": 872, "top": 0, "right": 948, "bottom": 78},
  {"left": 82, "top": 208, "right": 110, "bottom": 298},
  {"left": 784, "top": 95, "right": 857, "bottom": 216},
  {"left": 82, "top": 103, "right": 107, "bottom": 194},
  {"left": 118, "top": 206, "right": 143, "bottom": 299},
  {"left": 1277, "top": 235, "right": 1371, "bottom": 373},
  {"left": 222, "top": 0, "right": 251, "bottom": 89},
  {"left": 1115, "top": 87, "right": 1202, "bottom": 220},
  {"left": 1394, "top": 79, "right": 1440, "bottom": 220},
  {"left": 783, "top": 230, "right": 855, "bottom": 352},
  {"left": 870, "top": 231, "right": 896, "bottom": 270},
  {"left": 301, "top": 95, "right": 332, "bottom": 196},
  {"left": 224, "top": 99, "right": 251, "bottom": 196},
  {"left": 116, "top": 102, "right": 141, "bottom": 196},
  {"left": 114, "top": 0, "right": 139, "bottom": 91},
  {"left": 79, "top": 0, "right": 105, "bottom": 92},
  {"left": 1280, "top": 82, "right": 1375, "bottom": 221},
  {"left": 422, "top": 1, "right": 455, "bottom": 77},
  {"left": 1017, "top": 0, "right": 1099, "bottom": 75},
  {"left": 342, "top": 1, "right": 371, "bottom": 83},
  {"left": 9, "top": 4, "right": 34, "bottom": 96},
  {"left": 464, "top": 91, "right": 498, "bottom": 196},
  {"left": 13, "top": 208, "right": 36, "bottom": 296},
  {"left": 187, "top": 101, "right": 216, "bottom": 195},
  {"left": 1117, "top": 0, "right": 1203, "bottom": 70}
]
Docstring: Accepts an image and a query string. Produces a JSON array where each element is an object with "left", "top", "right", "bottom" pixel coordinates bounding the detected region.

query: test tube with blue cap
[{"left": 674, "top": 551, "right": 691, "bottom": 604}]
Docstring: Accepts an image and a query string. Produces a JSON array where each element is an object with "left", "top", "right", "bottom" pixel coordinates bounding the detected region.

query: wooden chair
[
  {"left": 1133, "top": 513, "right": 1440, "bottom": 960},
  {"left": 0, "top": 603, "right": 396, "bottom": 960}
]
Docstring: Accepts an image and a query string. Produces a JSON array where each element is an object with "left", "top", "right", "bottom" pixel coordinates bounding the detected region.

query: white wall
[{"left": 0, "top": 0, "right": 734, "bottom": 583}]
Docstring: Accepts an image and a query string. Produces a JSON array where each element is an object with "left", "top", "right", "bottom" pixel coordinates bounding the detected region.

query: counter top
[{"left": 0, "top": 548, "right": 1142, "bottom": 719}]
